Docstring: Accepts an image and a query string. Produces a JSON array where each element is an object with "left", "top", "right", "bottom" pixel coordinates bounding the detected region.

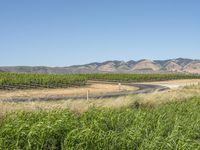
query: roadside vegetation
[
  {"left": 1, "top": 82, "right": 200, "bottom": 114},
  {"left": 0, "top": 96, "right": 200, "bottom": 149},
  {"left": 0, "top": 72, "right": 199, "bottom": 90}
]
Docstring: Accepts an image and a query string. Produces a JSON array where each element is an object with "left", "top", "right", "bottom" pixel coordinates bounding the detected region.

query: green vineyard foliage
[{"left": 0, "top": 72, "right": 199, "bottom": 89}]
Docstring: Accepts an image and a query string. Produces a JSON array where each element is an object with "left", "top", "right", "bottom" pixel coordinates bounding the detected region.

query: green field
[
  {"left": 0, "top": 73, "right": 87, "bottom": 89},
  {"left": 0, "top": 72, "right": 199, "bottom": 90},
  {"left": 0, "top": 97, "right": 200, "bottom": 149}
]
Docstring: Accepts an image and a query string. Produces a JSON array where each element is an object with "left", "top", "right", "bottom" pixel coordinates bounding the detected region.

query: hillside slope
[{"left": 0, "top": 58, "right": 200, "bottom": 74}]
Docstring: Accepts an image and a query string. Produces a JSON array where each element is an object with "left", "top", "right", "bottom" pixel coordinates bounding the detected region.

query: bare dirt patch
[
  {"left": 1, "top": 84, "right": 200, "bottom": 114},
  {"left": 0, "top": 83, "right": 137, "bottom": 100},
  {"left": 140, "top": 79, "right": 200, "bottom": 89},
  {"left": 1, "top": 79, "right": 200, "bottom": 114}
]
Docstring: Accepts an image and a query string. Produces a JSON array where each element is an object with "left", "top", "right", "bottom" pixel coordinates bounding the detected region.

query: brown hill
[{"left": 0, "top": 58, "right": 199, "bottom": 74}]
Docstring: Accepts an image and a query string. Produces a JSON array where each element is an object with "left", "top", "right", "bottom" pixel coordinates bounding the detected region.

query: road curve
[{"left": 1, "top": 81, "right": 169, "bottom": 102}]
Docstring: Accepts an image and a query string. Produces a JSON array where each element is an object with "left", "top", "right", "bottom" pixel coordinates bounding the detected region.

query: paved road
[{"left": 1, "top": 81, "right": 169, "bottom": 102}]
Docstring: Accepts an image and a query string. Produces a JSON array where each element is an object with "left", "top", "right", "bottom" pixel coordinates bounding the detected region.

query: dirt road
[{"left": 0, "top": 82, "right": 169, "bottom": 102}]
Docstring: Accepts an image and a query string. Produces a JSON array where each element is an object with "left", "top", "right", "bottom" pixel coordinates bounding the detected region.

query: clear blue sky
[{"left": 0, "top": 0, "right": 199, "bottom": 66}]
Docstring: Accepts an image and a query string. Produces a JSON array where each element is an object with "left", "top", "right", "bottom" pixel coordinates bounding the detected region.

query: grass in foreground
[{"left": 0, "top": 97, "right": 200, "bottom": 149}]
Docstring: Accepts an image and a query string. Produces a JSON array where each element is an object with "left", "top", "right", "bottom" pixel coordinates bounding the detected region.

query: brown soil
[
  {"left": 0, "top": 83, "right": 137, "bottom": 100},
  {"left": 140, "top": 79, "right": 200, "bottom": 89}
]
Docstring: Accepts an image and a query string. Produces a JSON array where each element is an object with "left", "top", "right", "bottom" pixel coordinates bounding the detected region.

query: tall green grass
[{"left": 1, "top": 97, "right": 200, "bottom": 149}]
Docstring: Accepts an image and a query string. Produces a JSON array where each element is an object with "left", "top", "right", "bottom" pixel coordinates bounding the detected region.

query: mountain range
[{"left": 1, "top": 58, "right": 200, "bottom": 74}]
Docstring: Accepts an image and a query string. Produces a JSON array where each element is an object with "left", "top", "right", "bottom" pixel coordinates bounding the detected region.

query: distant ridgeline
[{"left": 0, "top": 58, "right": 200, "bottom": 74}]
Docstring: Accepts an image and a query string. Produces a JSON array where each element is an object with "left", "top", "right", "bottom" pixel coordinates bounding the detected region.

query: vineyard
[
  {"left": 0, "top": 73, "right": 87, "bottom": 90},
  {"left": 86, "top": 73, "right": 200, "bottom": 82},
  {"left": 0, "top": 72, "right": 199, "bottom": 90}
]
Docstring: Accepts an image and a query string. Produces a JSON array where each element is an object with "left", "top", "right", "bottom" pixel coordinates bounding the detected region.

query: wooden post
[
  {"left": 87, "top": 90, "right": 89, "bottom": 101},
  {"left": 118, "top": 83, "right": 121, "bottom": 91}
]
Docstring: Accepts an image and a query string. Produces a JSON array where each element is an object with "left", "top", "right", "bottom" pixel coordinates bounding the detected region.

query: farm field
[
  {"left": 1, "top": 80, "right": 200, "bottom": 114},
  {"left": 0, "top": 72, "right": 199, "bottom": 103},
  {"left": 0, "top": 83, "right": 137, "bottom": 101},
  {"left": 1, "top": 73, "right": 200, "bottom": 149},
  {"left": 0, "top": 72, "right": 200, "bottom": 90}
]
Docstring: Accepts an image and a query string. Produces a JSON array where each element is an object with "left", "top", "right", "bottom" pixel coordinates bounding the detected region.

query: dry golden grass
[
  {"left": 1, "top": 79, "right": 200, "bottom": 114},
  {"left": 141, "top": 79, "right": 200, "bottom": 89},
  {"left": 1, "top": 84, "right": 200, "bottom": 114},
  {"left": 0, "top": 83, "right": 137, "bottom": 100},
  {"left": 0, "top": 96, "right": 133, "bottom": 114},
  {"left": 134, "top": 88, "right": 200, "bottom": 107}
]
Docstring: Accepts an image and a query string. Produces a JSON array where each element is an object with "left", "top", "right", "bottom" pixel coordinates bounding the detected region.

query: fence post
[
  {"left": 118, "top": 83, "right": 121, "bottom": 91},
  {"left": 87, "top": 90, "right": 89, "bottom": 101}
]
